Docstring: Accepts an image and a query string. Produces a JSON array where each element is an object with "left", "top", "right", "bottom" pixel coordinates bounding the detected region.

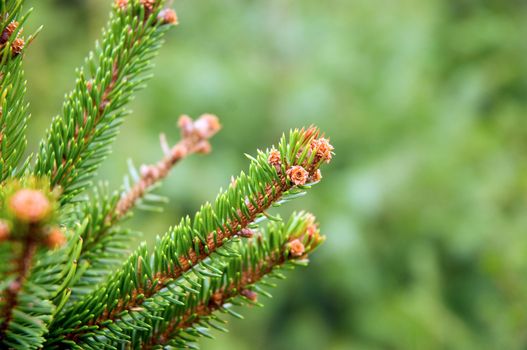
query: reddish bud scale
[
  {"left": 115, "top": 0, "right": 129, "bottom": 9},
  {"left": 241, "top": 289, "right": 258, "bottom": 302},
  {"left": 11, "top": 37, "right": 25, "bottom": 57},
  {"left": 286, "top": 165, "right": 309, "bottom": 186},
  {"left": 158, "top": 8, "right": 178, "bottom": 25},
  {"left": 311, "top": 137, "right": 334, "bottom": 163},
  {"left": 45, "top": 228, "right": 67, "bottom": 249},
  {"left": 1, "top": 21, "right": 18, "bottom": 44},
  {"left": 140, "top": 0, "right": 155, "bottom": 11},
  {"left": 288, "top": 239, "right": 305, "bottom": 257}
]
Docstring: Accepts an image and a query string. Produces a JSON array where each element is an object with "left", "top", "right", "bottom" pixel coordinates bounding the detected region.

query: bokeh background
[{"left": 22, "top": 0, "right": 527, "bottom": 349}]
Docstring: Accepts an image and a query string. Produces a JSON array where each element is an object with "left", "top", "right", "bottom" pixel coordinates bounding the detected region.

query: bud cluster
[
  {"left": 0, "top": 180, "right": 65, "bottom": 249},
  {"left": 0, "top": 20, "right": 25, "bottom": 58},
  {"left": 268, "top": 132, "right": 334, "bottom": 187}
]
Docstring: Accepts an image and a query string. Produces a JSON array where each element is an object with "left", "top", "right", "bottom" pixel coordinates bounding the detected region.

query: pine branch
[
  {"left": 115, "top": 114, "right": 221, "bottom": 219},
  {"left": 63, "top": 212, "right": 323, "bottom": 349},
  {"left": 34, "top": 0, "right": 176, "bottom": 203},
  {"left": 143, "top": 212, "right": 323, "bottom": 349},
  {"left": 0, "top": 1, "right": 34, "bottom": 181},
  {"left": 66, "top": 114, "right": 220, "bottom": 300},
  {"left": 0, "top": 1, "right": 335, "bottom": 348},
  {"left": 0, "top": 179, "right": 82, "bottom": 349},
  {"left": 47, "top": 127, "right": 333, "bottom": 346}
]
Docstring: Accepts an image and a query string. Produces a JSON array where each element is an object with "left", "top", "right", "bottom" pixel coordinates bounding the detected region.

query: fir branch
[
  {"left": 147, "top": 225, "right": 316, "bottom": 349},
  {"left": 0, "top": 180, "right": 81, "bottom": 349},
  {"left": 77, "top": 211, "right": 323, "bottom": 349},
  {"left": 66, "top": 114, "right": 220, "bottom": 299},
  {"left": 34, "top": 0, "right": 175, "bottom": 203},
  {"left": 0, "top": 1, "right": 33, "bottom": 181},
  {"left": 48, "top": 127, "right": 333, "bottom": 345},
  {"left": 115, "top": 113, "right": 221, "bottom": 220}
]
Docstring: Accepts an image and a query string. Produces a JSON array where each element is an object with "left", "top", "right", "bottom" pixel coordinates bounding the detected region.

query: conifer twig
[
  {"left": 34, "top": 0, "right": 174, "bottom": 202},
  {"left": 140, "top": 212, "right": 323, "bottom": 348},
  {"left": 147, "top": 247, "right": 292, "bottom": 347},
  {"left": 114, "top": 114, "right": 221, "bottom": 220},
  {"left": 55, "top": 127, "right": 333, "bottom": 343},
  {"left": 76, "top": 114, "right": 220, "bottom": 260},
  {"left": 89, "top": 173, "right": 288, "bottom": 326}
]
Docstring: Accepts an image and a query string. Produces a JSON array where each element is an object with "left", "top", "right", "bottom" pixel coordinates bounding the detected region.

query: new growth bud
[
  {"left": 1, "top": 21, "right": 18, "bottom": 44},
  {"left": 311, "top": 137, "right": 334, "bottom": 163},
  {"left": 241, "top": 289, "right": 258, "bottom": 303},
  {"left": 286, "top": 166, "right": 309, "bottom": 186},
  {"left": 288, "top": 239, "right": 305, "bottom": 257},
  {"left": 115, "top": 0, "right": 129, "bottom": 10},
  {"left": 158, "top": 8, "right": 178, "bottom": 25},
  {"left": 11, "top": 37, "right": 25, "bottom": 57},
  {"left": 9, "top": 189, "right": 50, "bottom": 223},
  {"left": 45, "top": 227, "right": 67, "bottom": 249}
]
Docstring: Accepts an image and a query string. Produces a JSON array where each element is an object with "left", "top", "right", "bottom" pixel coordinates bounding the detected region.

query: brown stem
[
  {"left": 66, "top": 173, "right": 293, "bottom": 343},
  {"left": 66, "top": 128, "right": 327, "bottom": 342},
  {"left": 54, "top": 60, "right": 120, "bottom": 186},
  {"left": 79, "top": 114, "right": 220, "bottom": 256},
  {"left": 144, "top": 251, "right": 287, "bottom": 348},
  {"left": 113, "top": 114, "right": 221, "bottom": 220},
  {"left": 0, "top": 234, "right": 38, "bottom": 338},
  {"left": 90, "top": 176, "right": 288, "bottom": 327}
]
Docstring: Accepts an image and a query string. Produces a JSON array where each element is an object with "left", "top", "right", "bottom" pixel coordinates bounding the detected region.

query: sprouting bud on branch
[
  {"left": 115, "top": 114, "right": 221, "bottom": 218},
  {"left": 115, "top": 0, "right": 129, "bottom": 10},
  {"left": 287, "top": 165, "right": 309, "bottom": 186},
  {"left": 44, "top": 227, "right": 66, "bottom": 249},
  {"left": 0, "top": 1, "right": 334, "bottom": 348},
  {"left": 288, "top": 238, "right": 305, "bottom": 257},
  {"left": 1, "top": 21, "right": 18, "bottom": 44},
  {"left": 9, "top": 189, "right": 50, "bottom": 223},
  {"left": 158, "top": 8, "right": 178, "bottom": 25}
]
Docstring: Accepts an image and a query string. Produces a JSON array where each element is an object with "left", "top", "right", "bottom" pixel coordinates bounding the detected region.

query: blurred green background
[{"left": 22, "top": 0, "right": 527, "bottom": 349}]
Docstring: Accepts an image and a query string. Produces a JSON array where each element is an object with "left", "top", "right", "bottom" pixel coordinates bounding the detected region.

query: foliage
[{"left": 0, "top": 0, "right": 334, "bottom": 349}]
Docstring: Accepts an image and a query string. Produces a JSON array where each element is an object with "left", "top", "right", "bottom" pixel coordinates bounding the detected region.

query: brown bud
[
  {"left": 286, "top": 166, "right": 309, "bottom": 186},
  {"left": 1, "top": 21, "right": 18, "bottom": 44},
  {"left": 45, "top": 227, "right": 66, "bottom": 249},
  {"left": 306, "top": 223, "right": 317, "bottom": 238},
  {"left": 140, "top": 0, "right": 155, "bottom": 11},
  {"left": 178, "top": 114, "right": 194, "bottom": 138},
  {"left": 311, "top": 169, "right": 322, "bottom": 182},
  {"left": 210, "top": 291, "right": 223, "bottom": 307},
  {"left": 115, "top": 0, "right": 129, "bottom": 9},
  {"left": 303, "top": 126, "right": 320, "bottom": 141},
  {"left": 11, "top": 37, "right": 25, "bottom": 57},
  {"left": 194, "top": 114, "right": 221, "bottom": 139},
  {"left": 9, "top": 189, "right": 50, "bottom": 223},
  {"left": 268, "top": 149, "right": 281, "bottom": 167},
  {"left": 238, "top": 228, "right": 254, "bottom": 238},
  {"left": 288, "top": 239, "right": 305, "bottom": 257},
  {"left": 0, "top": 220, "right": 10, "bottom": 242},
  {"left": 158, "top": 8, "right": 178, "bottom": 25},
  {"left": 241, "top": 289, "right": 258, "bottom": 302},
  {"left": 311, "top": 138, "right": 334, "bottom": 163}
]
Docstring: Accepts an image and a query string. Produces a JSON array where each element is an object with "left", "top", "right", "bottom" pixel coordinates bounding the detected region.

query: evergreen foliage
[{"left": 0, "top": 0, "right": 334, "bottom": 348}]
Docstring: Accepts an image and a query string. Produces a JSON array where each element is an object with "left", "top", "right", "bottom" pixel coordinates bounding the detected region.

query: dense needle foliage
[{"left": 0, "top": 1, "right": 334, "bottom": 349}]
